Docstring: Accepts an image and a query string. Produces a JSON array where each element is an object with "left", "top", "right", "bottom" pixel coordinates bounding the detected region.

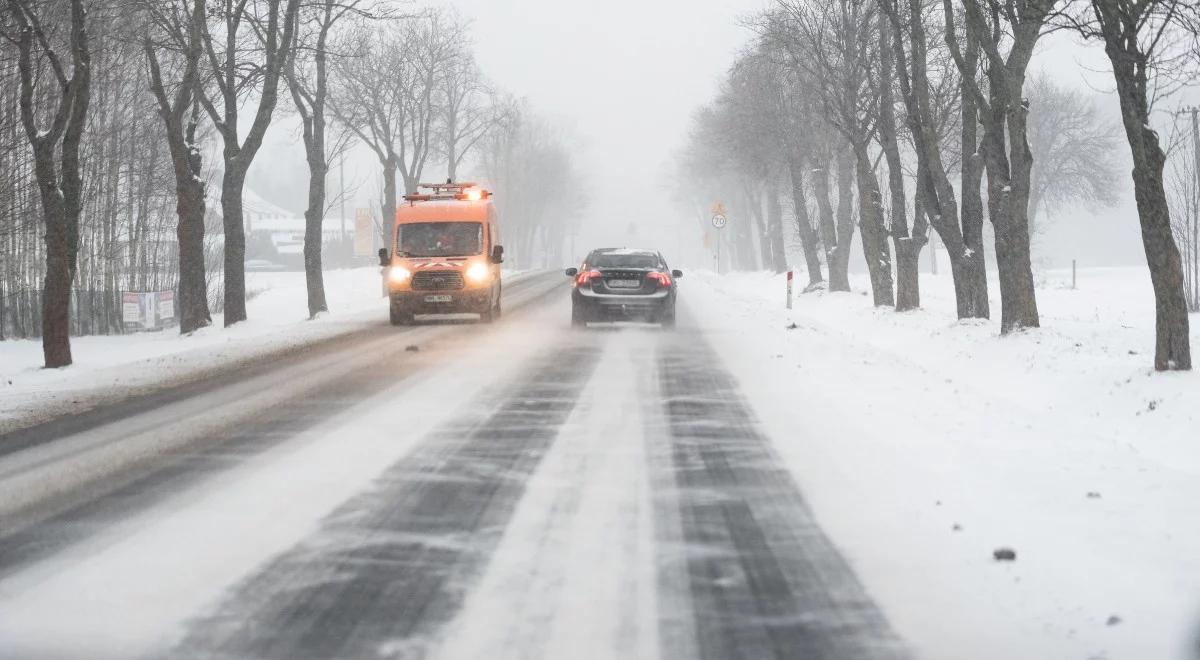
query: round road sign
[{"left": 711, "top": 213, "right": 728, "bottom": 229}]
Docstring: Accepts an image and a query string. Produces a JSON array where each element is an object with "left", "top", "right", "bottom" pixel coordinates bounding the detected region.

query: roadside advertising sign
[{"left": 122, "top": 290, "right": 176, "bottom": 331}]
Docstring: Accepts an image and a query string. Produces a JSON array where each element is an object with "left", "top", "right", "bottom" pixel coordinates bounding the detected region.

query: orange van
[{"left": 377, "top": 182, "right": 503, "bottom": 325}]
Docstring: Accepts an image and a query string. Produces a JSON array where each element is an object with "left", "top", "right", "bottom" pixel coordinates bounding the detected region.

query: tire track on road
[
  {"left": 0, "top": 274, "right": 565, "bottom": 572},
  {"left": 652, "top": 330, "right": 911, "bottom": 660},
  {"left": 172, "top": 337, "right": 601, "bottom": 659}
]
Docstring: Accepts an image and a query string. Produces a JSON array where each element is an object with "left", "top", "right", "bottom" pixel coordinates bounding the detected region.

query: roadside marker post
[{"left": 786, "top": 270, "right": 794, "bottom": 309}]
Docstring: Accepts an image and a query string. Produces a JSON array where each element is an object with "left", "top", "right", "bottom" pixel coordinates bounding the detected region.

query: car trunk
[{"left": 593, "top": 268, "right": 658, "bottom": 295}]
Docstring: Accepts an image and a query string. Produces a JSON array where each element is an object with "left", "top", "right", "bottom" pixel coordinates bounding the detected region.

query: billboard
[{"left": 122, "top": 290, "right": 175, "bottom": 331}]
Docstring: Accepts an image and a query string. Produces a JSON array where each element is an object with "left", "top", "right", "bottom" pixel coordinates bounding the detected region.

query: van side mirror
[
  {"left": 671, "top": 269, "right": 683, "bottom": 278},
  {"left": 490, "top": 245, "right": 504, "bottom": 264},
  {"left": 378, "top": 248, "right": 389, "bottom": 267},
  {"left": 565, "top": 267, "right": 579, "bottom": 277}
]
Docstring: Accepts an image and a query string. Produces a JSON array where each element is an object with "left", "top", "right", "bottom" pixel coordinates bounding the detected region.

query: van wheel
[
  {"left": 390, "top": 303, "right": 411, "bottom": 326},
  {"left": 479, "top": 302, "right": 495, "bottom": 324}
]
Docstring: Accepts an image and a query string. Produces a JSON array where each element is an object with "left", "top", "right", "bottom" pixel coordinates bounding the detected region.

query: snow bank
[
  {"left": 685, "top": 266, "right": 1200, "bottom": 660},
  {"left": 0, "top": 268, "right": 526, "bottom": 433}
]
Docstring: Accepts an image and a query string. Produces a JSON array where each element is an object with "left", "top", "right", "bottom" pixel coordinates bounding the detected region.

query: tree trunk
[
  {"left": 828, "top": 149, "right": 855, "bottom": 291},
  {"left": 39, "top": 174, "right": 73, "bottom": 367},
  {"left": 981, "top": 96, "right": 1039, "bottom": 333},
  {"left": 1098, "top": 19, "right": 1191, "bottom": 369},
  {"left": 787, "top": 155, "right": 824, "bottom": 286},
  {"left": 958, "top": 68, "right": 990, "bottom": 319},
  {"left": 177, "top": 172, "right": 210, "bottom": 333},
  {"left": 11, "top": 0, "right": 92, "bottom": 367},
  {"left": 221, "top": 167, "right": 248, "bottom": 325},
  {"left": 765, "top": 181, "right": 788, "bottom": 273},
  {"left": 878, "top": 11, "right": 920, "bottom": 311},
  {"left": 380, "top": 156, "right": 398, "bottom": 255},
  {"left": 744, "top": 185, "right": 772, "bottom": 269},
  {"left": 853, "top": 145, "right": 894, "bottom": 307},
  {"left": 304, "top": 161, "right": 328, "bottom": 318}
]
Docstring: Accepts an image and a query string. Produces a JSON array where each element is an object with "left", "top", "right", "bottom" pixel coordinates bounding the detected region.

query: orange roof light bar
[{"left": 403, "top": 181, "right": 491, "bottom": 203}]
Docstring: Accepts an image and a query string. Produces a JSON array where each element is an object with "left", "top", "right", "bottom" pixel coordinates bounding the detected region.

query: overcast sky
[{"left": 248, "top": 0, "right": 1199, "bottom": 270}]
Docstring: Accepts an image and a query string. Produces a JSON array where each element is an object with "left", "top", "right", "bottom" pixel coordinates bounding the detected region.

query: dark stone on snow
[
  {"left": 405, "top": 345, "right": 419, "bottom": 352},
  {"left": 993, "top": 547, "right": 1017, "bottom": 561}
]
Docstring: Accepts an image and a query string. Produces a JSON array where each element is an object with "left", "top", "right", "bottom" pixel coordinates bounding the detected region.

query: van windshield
[{"left": 397, "top": 222, "right": 482, "bottom": 258}]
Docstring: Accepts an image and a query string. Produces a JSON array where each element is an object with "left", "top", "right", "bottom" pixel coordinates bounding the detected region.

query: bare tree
[
  {"left": 480, "top": 99, "right": 585, "bottom": 269},
  {"left": 1069, "top": 0, "right": 1195, "bottom": 369},
  {"left": 144, "top": 0, "right": 212, "bottom": 334},
  {"left": 285, "top": 0, "right": 375, "bottom": 318},
  {"left": 1165, "top": 107, "right": 1199, "bottom": 312},
  {"left": 876, "top": 11, "right": 925, "bottom": 310},
  {"left": 331, "top": 10, "right": 465, "bottom": 249},
  {"left": 1025, "top": 74, "right": 1121, "bottom": 237},
  {"left": 439, "top": 51, "right": 492, "bottom": 182},
  {"left": 2, "top": 0, "right": 92, "bottom": 367},
  {"left": 767, "top": 0, "right": 895, "bottom": 305},
  {"left": 197, "top": 0, "right": 301, "bottom": 326},
  {"left": 879, "top": 0, "right": 990, "bottom": 318},
  {"left": 943, "top": 0, "right": 1056, "bottom": 333}
]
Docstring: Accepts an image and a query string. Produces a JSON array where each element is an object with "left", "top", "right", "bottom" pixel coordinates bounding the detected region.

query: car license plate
[
  {"left": 424, "top": 294, "right": 452, "bottom": 303},
  {"left": 608, "top": 279, "right": 640, "bottom": 288}
]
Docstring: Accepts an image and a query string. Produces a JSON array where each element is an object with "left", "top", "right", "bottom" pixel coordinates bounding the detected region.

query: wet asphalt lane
[{"left": 0, "top": 276, "right": 910, "bottom": 659}]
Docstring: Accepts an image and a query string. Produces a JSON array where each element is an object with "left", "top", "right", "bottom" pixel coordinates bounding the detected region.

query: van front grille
[{"left": 412, "top": 270, "right": 464, "bottom": 291}]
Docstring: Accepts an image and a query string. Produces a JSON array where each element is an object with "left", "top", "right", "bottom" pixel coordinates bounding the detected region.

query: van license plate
[
  {"left": 608, "top": 279, "right": 640, "bottom": 288},
  {"left": 424, "top": 295, "right": 452, "bottom": 303}
]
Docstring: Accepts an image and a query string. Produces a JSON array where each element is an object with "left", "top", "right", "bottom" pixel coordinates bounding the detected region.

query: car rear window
[{"left": 589, "top": 253, "right": 660, "bottom": 269}]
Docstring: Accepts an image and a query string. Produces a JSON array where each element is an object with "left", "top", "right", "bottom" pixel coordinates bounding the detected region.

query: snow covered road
[{"left": 0, "top": 274, "right": 907, "bottom": 659}]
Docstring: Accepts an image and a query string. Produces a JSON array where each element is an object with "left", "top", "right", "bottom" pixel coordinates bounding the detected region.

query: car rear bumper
[{"left": 573, "top": 288, "right": 672, "bottom": 318}]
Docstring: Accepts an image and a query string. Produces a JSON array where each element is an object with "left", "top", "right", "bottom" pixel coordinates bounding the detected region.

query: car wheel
[
  {"left": 493, "top": 290, "right": 502, "bottom": 319},
  {"left": 479, "top": 301, "right": 495, "bottom": 324},
  {"left": 571, "top": 302, "right": 588, "bottom": 328},
  {"left": 658, "top": 304, "right": 676, "bottom": 328}
]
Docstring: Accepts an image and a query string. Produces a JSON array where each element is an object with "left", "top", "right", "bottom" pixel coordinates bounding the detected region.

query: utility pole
[
  {"left": 339, "top": 154, "right": 346, "bottom": 242},
  {"left": 1191, "top": 106, "right": 1199, "bottom": 310}
]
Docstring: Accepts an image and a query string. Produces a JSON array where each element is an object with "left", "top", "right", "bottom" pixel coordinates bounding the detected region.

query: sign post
[
  {"left": 711, "top": 201, "right": 727, "bottom": 275},
  {"left": 787, "top": 270, "right": 794, "bottom": 309}
]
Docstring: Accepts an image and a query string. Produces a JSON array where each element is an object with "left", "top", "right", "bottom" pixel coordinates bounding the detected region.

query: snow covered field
[
  {"left": 687, "top": 266, "right": 1200, "bottom": 660},
  {"left": 0, "top": 267, "right": 526, "bottom": 433}
]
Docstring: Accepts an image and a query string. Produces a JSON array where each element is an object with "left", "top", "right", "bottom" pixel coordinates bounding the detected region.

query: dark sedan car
[{"left": 565, "top": 248, "right": 682, "bottom": 327}]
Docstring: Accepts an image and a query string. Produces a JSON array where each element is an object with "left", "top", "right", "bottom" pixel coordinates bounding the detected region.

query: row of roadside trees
[
  {"left": 678, "top": 0, "right": 1198, "bottom": 371},
  {"left": 0, "top": 0, "right": 582, "bottom": 367}
]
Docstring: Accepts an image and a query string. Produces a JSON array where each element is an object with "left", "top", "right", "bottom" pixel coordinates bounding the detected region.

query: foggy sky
[{"left": 247, "top": 0, "right": 1200, "bottom": 271}]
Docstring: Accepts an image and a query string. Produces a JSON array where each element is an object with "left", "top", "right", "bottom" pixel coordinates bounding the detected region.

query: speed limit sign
[{"left": 711, "top": 213, "right": 727, "bottom": 229}]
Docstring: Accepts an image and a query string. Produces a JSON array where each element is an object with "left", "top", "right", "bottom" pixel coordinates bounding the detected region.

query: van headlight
[
  {"left": 389, "top": 266, "right": 412, "bottom": 284},
  {"left": 466, "top": 262, "right": 490, "bottom": 283}
]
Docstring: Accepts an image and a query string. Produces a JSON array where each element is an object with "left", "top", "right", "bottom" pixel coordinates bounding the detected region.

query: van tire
[{"left": 389, "top": 303, "right": 411, "bottom": 326}]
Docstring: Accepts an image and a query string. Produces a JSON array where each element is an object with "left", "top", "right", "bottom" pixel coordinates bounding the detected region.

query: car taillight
[
  {"left": 647, "top": 271, "right": 671, "bottom": 289},
  {"left": 575, "top": 270, "right": 601, "bottom": 287}
]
